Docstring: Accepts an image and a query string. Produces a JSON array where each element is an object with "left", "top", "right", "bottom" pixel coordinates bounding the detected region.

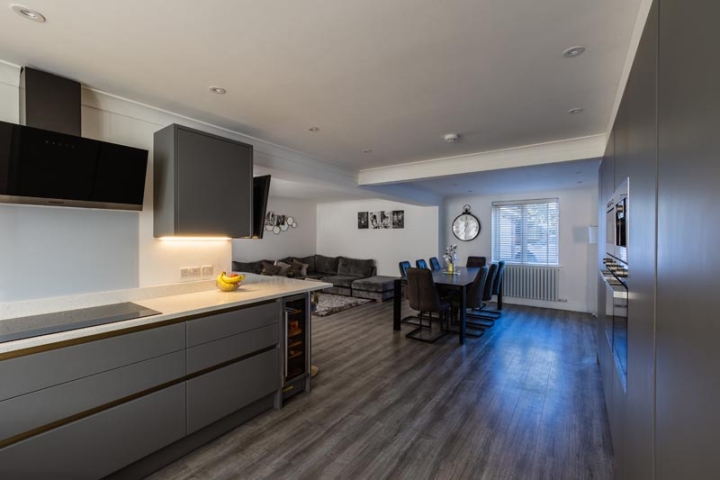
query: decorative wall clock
[{"left": 452, "top": 204, "right": 480, "bottom": 241}]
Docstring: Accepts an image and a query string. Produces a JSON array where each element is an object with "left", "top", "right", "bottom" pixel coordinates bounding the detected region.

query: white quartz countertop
[{"left": 0, "top": 275, "right": 330, "bottom": 356}]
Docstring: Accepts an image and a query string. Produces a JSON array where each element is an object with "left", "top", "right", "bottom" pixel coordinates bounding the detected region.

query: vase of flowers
[{"left": 443, "top": 244, "right": 459, "bottom": 273}]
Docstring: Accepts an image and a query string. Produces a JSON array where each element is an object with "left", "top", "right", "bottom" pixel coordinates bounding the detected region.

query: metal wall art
[{"left": 265, "top": 211, "right": 298, "bottom": 235}]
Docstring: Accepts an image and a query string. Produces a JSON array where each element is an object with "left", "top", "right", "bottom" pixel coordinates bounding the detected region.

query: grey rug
[{"left": 313, "top": 293, "right": 371, "bottom": 317}]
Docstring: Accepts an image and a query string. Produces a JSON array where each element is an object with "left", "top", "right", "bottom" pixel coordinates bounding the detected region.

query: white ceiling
[
  {"left": 0, "top": 0, "right": 641, "bottom": 171},
  {"left": 408, "top": 158, "right": 600, "bottom": 197}
]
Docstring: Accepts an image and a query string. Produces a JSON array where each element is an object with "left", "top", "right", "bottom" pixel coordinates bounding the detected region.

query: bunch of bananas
[{"left": 216, "top": 272, "right": 245, "bottom": 292}]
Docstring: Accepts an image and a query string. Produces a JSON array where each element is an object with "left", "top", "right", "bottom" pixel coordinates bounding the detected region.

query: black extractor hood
[{"left": 0, "top": 68, "right": 149, "bottom": 211}]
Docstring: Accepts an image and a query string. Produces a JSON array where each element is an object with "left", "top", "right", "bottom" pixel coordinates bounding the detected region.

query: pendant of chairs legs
[{"left": 398, "top": 256, "right": 506, "bottom": 343}]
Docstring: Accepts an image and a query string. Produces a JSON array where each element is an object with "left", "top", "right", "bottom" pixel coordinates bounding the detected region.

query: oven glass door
[{"left": 615, "top": 199, "right": 627, "bottom": 247}]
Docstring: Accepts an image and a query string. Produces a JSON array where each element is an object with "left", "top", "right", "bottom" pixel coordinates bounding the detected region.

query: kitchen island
[{"left": 0, "top": 275, "right": 330, "bottom": 480}]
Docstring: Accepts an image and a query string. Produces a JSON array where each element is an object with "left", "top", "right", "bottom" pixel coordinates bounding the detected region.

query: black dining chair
[
  {"left": 467, "top": 262, "right": 499, "bottom": 329},
  {"left": 398, "top": 261, "right": 411, "bottom": 278},
  {"left": 416, "top": 259, "right": 429, "bottom": 270},
  {"left": 429, "top": 257, "right": 442, "bottom": 271},
  {"left": 404, "top": 268, "right": 450, "bottom": 343},
  {"left": 474, "top": 260, "right": 506, "bottom": 320},
  {"left": 449, "top": 265, "right": 489, "bottom": 338},
  {"left": 467, "top": 256, "right": 487, "bottom": 268}
]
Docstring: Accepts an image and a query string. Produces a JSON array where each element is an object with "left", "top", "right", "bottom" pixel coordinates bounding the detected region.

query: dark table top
[{"left": 432, "top": 267, "right": 480, "bottom": 287}]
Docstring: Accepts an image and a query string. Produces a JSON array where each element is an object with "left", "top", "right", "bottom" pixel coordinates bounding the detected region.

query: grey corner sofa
[{"left": 232, "top": 254, "right": 381, "bottom": 297}]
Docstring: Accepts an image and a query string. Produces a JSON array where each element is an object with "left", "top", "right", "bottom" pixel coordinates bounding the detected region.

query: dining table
[{"left": 393, "top": 266, "right": 480, "bottom": 345}]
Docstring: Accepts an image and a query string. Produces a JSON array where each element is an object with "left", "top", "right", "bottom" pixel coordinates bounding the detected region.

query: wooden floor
[{"left": 150, "top": 301, "right": 614, "bottom": 480}]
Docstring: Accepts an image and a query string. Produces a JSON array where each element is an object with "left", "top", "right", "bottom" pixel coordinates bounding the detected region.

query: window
[{"left": 491, "top": 198, "right": 559, "bottom": 265}]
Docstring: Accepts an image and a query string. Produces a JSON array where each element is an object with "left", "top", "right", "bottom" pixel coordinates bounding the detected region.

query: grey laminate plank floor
[{"left": 149, "top": 301, "right": 614, "bottom": 480}]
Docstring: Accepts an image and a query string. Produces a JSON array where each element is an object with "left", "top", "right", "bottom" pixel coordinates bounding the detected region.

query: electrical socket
[
  {"left": 189, "top": 267, "right": 201, "bottom": 279},
  {"left": 201, "top": 265, "right": 214, "bottom": 277},
  {"left": 180, "top": 267, "right": 192, "bottom": 280}
]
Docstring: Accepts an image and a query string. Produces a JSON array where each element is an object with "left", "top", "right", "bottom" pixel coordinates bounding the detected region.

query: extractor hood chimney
[{"left": 19, "top": 67, "right": 81, "bottom": 136}]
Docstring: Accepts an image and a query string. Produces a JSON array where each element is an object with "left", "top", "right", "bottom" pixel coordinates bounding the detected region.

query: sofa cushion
[
  {"left": 275, "top": 261, "right": 292, "bottom": 276},
  {"left": 292, "top": 260, "right": 309, "bottom": 277},
  {"left": 294, "top": 255, "right": 316, "bottom": 273},
  {"left": 232, "top": 260, "right": 269, "bottom": 275},
  {"left": 338, "top": 256, "right": 375, "bottom": 278},
  {"left": 304, "top": 273, "right": 325, "bottom": 280},
  {"left": 277, "top": 256, "right": 294, "bottom": 266},
  {"left": 320, "top": 275, "right": 359, "bottom": 288},
  {"left": 261, "top": 262, "right": 281, "bottom": 276},
  {"left": 315, "top": 255, "right": 339, "bottom": 275}
]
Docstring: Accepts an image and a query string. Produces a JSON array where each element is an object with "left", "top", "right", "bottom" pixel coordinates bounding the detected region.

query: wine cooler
[{"left": 281, "top": 293, "right": 311, "bottom": 403}]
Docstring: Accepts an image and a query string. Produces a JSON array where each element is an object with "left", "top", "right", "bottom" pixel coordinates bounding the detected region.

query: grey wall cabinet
[
  {"left": 599, "top": 3, "right": 658, "bottom": 479},
  {"left": 154, "top": 124, "right": 253, "bottom": 238},
  {"left": 656, "top": 0, "right": 720, "bottom": 477},
  {"left": 598, "top": 0, "right": 720, "bottom": 477}
]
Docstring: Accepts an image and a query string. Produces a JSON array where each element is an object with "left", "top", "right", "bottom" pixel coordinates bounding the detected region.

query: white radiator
[{"left": 503, "top": 265, "right": 560, "bottom": 301}]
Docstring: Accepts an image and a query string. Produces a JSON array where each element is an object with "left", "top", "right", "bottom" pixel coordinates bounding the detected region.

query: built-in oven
[
  {"left": 606, "top": 178, "right": 629, "bottom": 264},
  {"left": 601, "top": 266, "right": 628, "bottom": 387}
]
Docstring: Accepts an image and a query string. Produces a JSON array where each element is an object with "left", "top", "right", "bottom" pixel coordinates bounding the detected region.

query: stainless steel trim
[
  {"left": 283, "top": 310, "right": 288, "bottom": 378},
  {"left": 0, "top": 194, "right": 143, "bottom": 212}
]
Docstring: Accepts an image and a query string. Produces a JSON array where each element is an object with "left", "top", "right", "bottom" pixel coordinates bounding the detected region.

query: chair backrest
[
  {"left": 398, "top": 261, "right": 411, "bottom": 278},
  {"left": 406, "top": 267, "right": 442, "bottom": 313},
  {"left": 467, "top": 256, "right": 487, "bottom": 268},
  {"left": 492, "top": 261, "right": 506, "bottom": 296},
  {"left": 467, "top": 265, "right": 490, "bottom": 309},
  {"left": 483, "top": 263, "right": 498, "bottom": 302},
  {"left": 416, "top": 259, "right": 429, "bottom": 270},
  {"left": 429, "top": 257, "right": 442, "bottom": 271}
]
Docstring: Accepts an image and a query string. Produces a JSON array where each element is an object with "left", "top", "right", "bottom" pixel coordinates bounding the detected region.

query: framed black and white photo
[
  {"left": 370, "top": 211, "right": 381, "bottom": 229},
  {"left": 392, "top": 210, "right": 404, "bottom": 229},
  {"left": 380, "top": 211, "right": 392, "bottom": 229},
  {"left": 358, "top": 212, "right": 369, "bottom": 229}
]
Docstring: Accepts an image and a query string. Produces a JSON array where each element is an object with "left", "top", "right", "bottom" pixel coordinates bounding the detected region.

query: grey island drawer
[
  {"left": 186, "top": 301, "right": 279, "bottom": 347},
  {"left": 0, "top": 383, "right": 186, "bottom": 480},
  {"left": 0, "top": 350, "right": 185, "bottom": 443},
  {"left": 187, "top": 323, "right": 278, "bottom": 374},
  {"left": 187, "top": 348, "right": 279, "bottom": 433},
  {"left": 0, "top": 322, "right": 185, "bottom": 402}
]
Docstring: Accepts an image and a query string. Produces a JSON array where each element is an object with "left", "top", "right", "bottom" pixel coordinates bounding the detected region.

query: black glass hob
[{"left": 0, "top": 302, "right": 161, "bottom": 344}]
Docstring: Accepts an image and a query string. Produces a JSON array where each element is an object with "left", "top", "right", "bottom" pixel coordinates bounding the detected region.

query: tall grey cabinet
[
  {"left": 655, "top": 0, "right": 720, "bottom": 477},
  {"left": 154, "top": 124, "right": 253, "bottom": 238},
  {"left": 598, "top": 0, "right": 720, "bottom": 478}
]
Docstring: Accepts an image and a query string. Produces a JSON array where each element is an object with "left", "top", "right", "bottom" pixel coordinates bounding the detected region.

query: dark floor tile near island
[{"left": 149, "top": 302, "right": 613, "bottom": 480}]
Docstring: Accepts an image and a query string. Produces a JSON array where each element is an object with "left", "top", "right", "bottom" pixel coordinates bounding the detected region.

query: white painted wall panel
[{"left": 316, "top": 200, "right": 439, "bottom": 277}]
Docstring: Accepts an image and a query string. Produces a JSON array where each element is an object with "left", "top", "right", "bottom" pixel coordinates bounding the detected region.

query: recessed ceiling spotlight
[
  {"left": 452, "top": 183, "right": 459, "bottom": 187},
  {"left": 468, "top": 190, "right": 473, "bottom": 193},
  {"left": 575, "top": 171, "right": 582, "bottom": 174},
  {"left": 444, "top": 133, "right": 460, "bottom": 143},
  {"left": 577, "top": 181, "right": 584, "bottom": 184},
  {"left": 209, "top": 86, "right": 226, "bottom": 94},
  {"left": 562, "top": 46, "right": 586, "bottom": 58},
  {"left": 362, "top": 149, "right": 372, "bottom": 154},
  {"left": 10, "top": 4, "right": 45, "bottom": 22},
  {"left": 567, "top": 107, "right": 584, "bottom": 115},
  {"left": 308, "top": 126, "right": 320, "bottom": 133}
]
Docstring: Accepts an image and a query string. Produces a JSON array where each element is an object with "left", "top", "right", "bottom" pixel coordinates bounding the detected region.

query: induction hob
[{"left": 0, "top": 302, "right": 161, "bottom": 344}]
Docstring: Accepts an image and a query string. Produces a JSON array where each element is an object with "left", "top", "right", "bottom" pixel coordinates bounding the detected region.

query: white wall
[
  {"left": 316, "top": 199, "right": 439, "bottom": 277},
  {"left": 232, "top": 197, "right": 317, "bottom": 262},
  {"left": 444, "top": 188, "right": 598, "bottom": 313},
  {"left": 0, "top": 61, "right": 340, "bottom": 302}
]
